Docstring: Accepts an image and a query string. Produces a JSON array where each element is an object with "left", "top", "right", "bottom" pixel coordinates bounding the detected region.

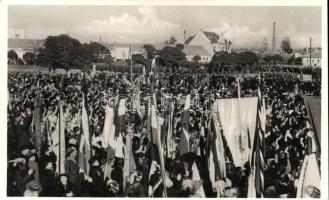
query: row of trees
[{"left": 8, "top": 34, "right": 303, "bottom": 71}]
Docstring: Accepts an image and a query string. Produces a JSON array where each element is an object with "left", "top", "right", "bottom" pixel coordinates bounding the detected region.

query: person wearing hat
[
  {"left": 39, "top": 160, "right": 61, "bottom": 197},
  {"left": 88, "top": 156, "right": 106, "bottom": 197},
  {"left": 23, "top": 180, "right": 42, "bottom": 196},
  {"left": 65, "top": 146, "right": 82, "bottom": 196},
  {"left": 111, "top": 158, "right": 124, "bottom": 195}
]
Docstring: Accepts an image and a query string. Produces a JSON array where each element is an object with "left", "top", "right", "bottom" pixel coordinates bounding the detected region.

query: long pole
[
  {"left": 130, "top": 44, "right": 133, "bottom": 82},
  {"left": 309, "top": 37, "right": 312, "bottom": 68}
]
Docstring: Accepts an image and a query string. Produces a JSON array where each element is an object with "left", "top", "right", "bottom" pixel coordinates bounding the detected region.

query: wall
[{"left": 302, "top": 58, "right": 321, "bottom": 67}]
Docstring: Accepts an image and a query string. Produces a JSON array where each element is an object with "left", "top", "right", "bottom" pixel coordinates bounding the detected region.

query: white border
[{"left": 0, "top": 1, "right": 327, "bottom": 200}]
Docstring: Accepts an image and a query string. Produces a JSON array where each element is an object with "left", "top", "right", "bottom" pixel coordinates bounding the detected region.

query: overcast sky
[{"left": 8, "top": 6, "right": 322, "bottom": 48}]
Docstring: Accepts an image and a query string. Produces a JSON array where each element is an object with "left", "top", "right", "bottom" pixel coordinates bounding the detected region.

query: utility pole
[{"left": 309, "top": 37, "right": 312, "bottom": 68}]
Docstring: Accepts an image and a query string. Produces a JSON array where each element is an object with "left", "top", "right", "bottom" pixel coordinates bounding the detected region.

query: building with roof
[
  {"left": 183, "top": 45, "right": 211, "bottom": 63},
  {"left": 8, "top": 38, "right": 44, "bottom": 59},
  {"left": 185, "top": 30, "right": 232, "bottom": 57},
  {"left": 104, "top": 43, "right": 146, "bottom": 61},
  {"left": 302, "top": 51, "right": 321, "bottom": 68}
]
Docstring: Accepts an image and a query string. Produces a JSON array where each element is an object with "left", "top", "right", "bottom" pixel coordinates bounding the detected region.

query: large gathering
[
  {"left": 7, "top": 66, "right": 321, "bottom": 197},
  {"left": 6, "top": 5, "right": 323, "bottom": 199}
]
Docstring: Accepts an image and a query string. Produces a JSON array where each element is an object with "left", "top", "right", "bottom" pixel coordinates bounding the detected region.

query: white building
[
  {"left": 104, "top": 43, "right": 146, "bottom": 61},
  {"left": 185, "top": 30, "right": 232, "bottom": 57},
  {"left": 8, "top": 38, "right": 44, "bottom": 59},
  {"left": 302, "top": 51, "right": 321, "bottom": 68},
  {"left": 8, "top": 29, "right": 25, "bottom": 39},
  {"left": 183, "top": 45, "right": 211, "bottom": 63}
]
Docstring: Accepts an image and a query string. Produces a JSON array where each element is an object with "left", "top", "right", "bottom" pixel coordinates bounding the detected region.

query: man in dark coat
[{"left": 39, "top": 161, "right": 61, "bottom": 196}]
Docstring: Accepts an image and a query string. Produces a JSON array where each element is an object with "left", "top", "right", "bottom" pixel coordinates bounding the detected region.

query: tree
[
  {"left": 157, "top": 45, "right": 186, "bottom": 67},
  {"left": 132, "top": 54, "right": 146, "bottom": 66},
  {"left": 175, "top": 43, "right": 184, "bottom": 50},
  {"left": 210, "top": 51, "right": 232, "bottom": 67},
  {"left": 23, "top": 52, "right": 35, "bottom": 65},
  {"left": 143, "top": 44, "right": 157, "bottom": 59},
  {"left": 265, "top": 54, "right": 284, "bottom": 64},
  {"left": 193, "top": 55, "right": 201, "bottom": 62},
  {"left": 287, "top": 55, "right": 295, "bottom": 65},
  {"left": 165, "top": 36, "right": 177, "bottom": 45},
  {"left": 294, "top": 57, "right": 302, "bottom": 65},
  {"left": 37, "top": 34, "right": 81, "bottom": 68},
  {"left": 238, "top": 51, "right": 259, "bottom": 65},
  {"left": 281, "top": 38, "right": 293, "bottom": 54},
  {"left": 8, "top": 50, "right": 18, "bottom": 64}
]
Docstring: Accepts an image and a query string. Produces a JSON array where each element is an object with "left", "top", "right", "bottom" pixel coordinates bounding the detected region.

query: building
[
  {"left": 183, "top": 45, "right": 211, "bottom": 63},
  {"left": 104, "top": 43, "right": 146, "bottom": 61},
  {"left": 302, "top": 51, "right": 321, "bottom": 68},
  {"left": 8, "top": 29, "right": 25, "bottom": 39},
  {"left": 8, "top": 38, "right": 44, "bottom": 59},
  {"left": 185, "top": 30, "right": 232, "bottom": 57}
]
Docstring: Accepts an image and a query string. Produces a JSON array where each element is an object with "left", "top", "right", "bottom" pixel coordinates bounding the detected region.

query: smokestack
[
  {"left": 272, "top": 22, "right": 276, "bottom": 52},
  {"left": 184, "top": 30, "right": 186, "bottom": 43}
]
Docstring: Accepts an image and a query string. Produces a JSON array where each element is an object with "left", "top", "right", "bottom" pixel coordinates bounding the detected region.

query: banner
[
  {"left": 296, "top": 153, "right": 321, "bottom": 198},
  {"left": 214, "top": 97, "right": 258, "bottom": 167},
  {"left": 303, "top": 96, "right": 321, "bottom": 147}
]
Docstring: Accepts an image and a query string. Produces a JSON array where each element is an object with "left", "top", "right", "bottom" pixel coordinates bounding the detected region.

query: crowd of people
[{"left": 7, "top": 68, "right": 321, "bottom": 197}]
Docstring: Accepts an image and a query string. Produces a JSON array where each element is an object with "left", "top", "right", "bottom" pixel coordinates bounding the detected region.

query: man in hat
[
  {"left": 88, "top": 156, "right": 106, "bottom": 197},
  {"left": 23, "top": 180, "right": 42, "bottom": 197}
]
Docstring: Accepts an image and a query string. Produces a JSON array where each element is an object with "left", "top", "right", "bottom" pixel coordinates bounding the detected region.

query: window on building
[
  {"left": 318, "top": 59, "right": 320, "bottom": 63},
  {"left": 213, "top": 46, "right": 216, "bottom": 52}
]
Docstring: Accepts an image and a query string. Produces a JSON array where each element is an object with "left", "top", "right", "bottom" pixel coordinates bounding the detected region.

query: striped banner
[{"left": 248, "top": 86, "right": 266, "bottom": 198}]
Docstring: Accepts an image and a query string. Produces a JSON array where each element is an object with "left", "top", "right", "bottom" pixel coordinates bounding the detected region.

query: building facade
[
  {"left": 185, "top": 30, "right": 232, "bottom": 57},
  {"left": 302, "top": 51, "right": 321, "bottom": 68},
  {"left": 8, "top": 38, "right": 44, "bottom": 59},
  {"left": 183, "top": 45, "right": 211, "bottom": 63}
]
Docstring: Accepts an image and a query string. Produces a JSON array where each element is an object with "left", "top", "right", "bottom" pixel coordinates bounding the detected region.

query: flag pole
[{"left": 130, "top": 44, "right": 133, "bottom": 82}]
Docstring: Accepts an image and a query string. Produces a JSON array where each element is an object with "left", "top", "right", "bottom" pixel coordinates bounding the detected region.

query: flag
[
  {"left": 296, "top": 153, "right": 321, "bottom": 198},
  {"left": 247, "top": 86, "right": 266, "bottom": 198},
  {"left": 214, "top": 97, "right": 258, "bottom": 167},
  {"left": 33, "top": 96, "right": 42, "bottom": 154},
  {"left": 151, "top": 58, "right": 156, "bottom": 69},
  {"left": 52, "top": 103, "right": 66, "bottom": 175},
  {"left": 208, "top": 118, "right": 226, "bottom": 186},
  {"left": 78, "top": 97, "right": 91, "bottom": 175},
  {"left": 165, "top": 102, "right": 175, "bottom": 159},
  {"left": 179, "top": 94, "right": 191, "bottom": 156},
  {"left": 192, "top": 162, "right": 206, "bottom": 197},
  {"left": 123, "top": 126, "right": 137, "bottom": 192},
  {"left": 303, "top": 96, "right": 321, "bottom": 150},
  {"left": 102, "top": 105, "right": 116, "bottom": 179}
]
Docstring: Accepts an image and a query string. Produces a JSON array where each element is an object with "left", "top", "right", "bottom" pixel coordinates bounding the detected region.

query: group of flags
[{"left": 28, "top": 73, "right": 321, "bottom": 198}]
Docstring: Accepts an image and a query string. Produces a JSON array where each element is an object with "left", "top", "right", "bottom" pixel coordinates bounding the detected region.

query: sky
[{"left": 8, "top": 6, "right": 322, "bottom": 48}]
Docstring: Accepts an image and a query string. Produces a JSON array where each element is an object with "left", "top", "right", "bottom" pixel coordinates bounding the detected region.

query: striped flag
[
  {"left": 78, "top": 97, "right": 91, "bottom": 175},
  {"left": 247, "top": 85, "right": 266, "bottom": 198},
  {"left": 179, "top": 94, "right": 191, "bottom": 156},
  {"left": 208, "top": 117, "right": 226, "bottom": 186}
]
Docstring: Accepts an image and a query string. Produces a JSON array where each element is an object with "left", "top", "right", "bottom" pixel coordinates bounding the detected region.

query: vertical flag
[
  {"left": 102, "top": 104, "right": 116, "bottom": 179},
  {"left": 208, "top": 117, "right": 226, "bottom": 186},
  {"left": 179, "top": 94, "right": 191, "bottom": 156},
  {"left": 192, "top": 162, "right": 206, "bottom": 197},
  {"left": 52, "top": 103, "right": 66, "bottom": 175},
  {"left": 78, "top": 97, "right": 91, "bottom": 175},
  {"left": 33, "top": 96, "right": 42, "bottom": 155},
  {"left": 296, "top": 153, "right": 320, "bottom": 198},
  {"left": 247, "top": 85, "right": 266, "bottom": 198}
]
